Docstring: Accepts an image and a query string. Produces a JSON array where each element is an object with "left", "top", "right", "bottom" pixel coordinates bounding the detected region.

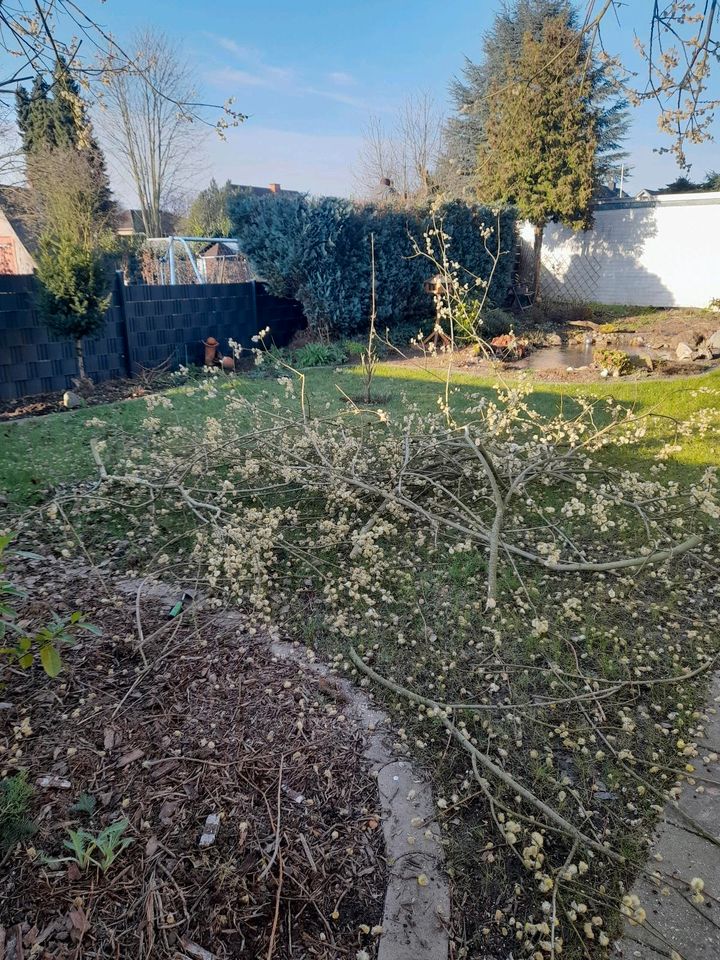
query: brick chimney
[{"left": 269, "top": 183, "right": 281, "bottom": 193}]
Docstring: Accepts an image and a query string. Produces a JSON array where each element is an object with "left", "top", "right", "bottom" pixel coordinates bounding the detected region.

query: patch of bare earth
[
  {"left": 0, "top": 378, "right": 168, "bottom": 422},
  {"left": 1, "top": 560, "right": 385, "bottom": 959}
]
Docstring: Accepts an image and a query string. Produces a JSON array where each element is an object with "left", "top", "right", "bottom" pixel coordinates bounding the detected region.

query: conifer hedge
[{"left": 229, "top": 194, "right": 516, "bottom": 338}]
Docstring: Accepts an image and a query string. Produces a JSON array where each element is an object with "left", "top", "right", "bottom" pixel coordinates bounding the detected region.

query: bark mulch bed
[
  {"left": 0, "top": 560, "right": 386, "bottom": 959},
  {"left": 0, "top": 378, "right": 170, "bottom": 422}
]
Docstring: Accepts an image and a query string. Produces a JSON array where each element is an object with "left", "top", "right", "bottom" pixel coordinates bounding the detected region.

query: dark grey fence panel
[
  {"left": 0, "top": 275, "right": 124, "bottom": 400},
  {"left": 0, "top": 276, "right": 305, "bottom": 400}
]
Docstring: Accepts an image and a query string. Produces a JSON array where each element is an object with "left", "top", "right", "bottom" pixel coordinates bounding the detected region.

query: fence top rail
[
  {"left": 145, "top": 236, "right": 240, "bottom": 245},
  {"left": 0, "top": 274, "right": 35, "bottom": 292}
]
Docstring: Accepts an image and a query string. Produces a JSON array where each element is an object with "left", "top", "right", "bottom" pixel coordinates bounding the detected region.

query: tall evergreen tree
[
  {"left": 15, "top": 76, "right": 55, "bottom": 155},
  {"left": 15, "top": 57, "right": 113, "bottom": 214},
  {"left": 475, "top": 16, "right": 599, "bottom": 297},
  {"left": 439, "top": 0, "right": 628, "bottom": 198},
  {"left": 51, "top": 56, "right": 85, "bottom": 149},
  {"left": 31, "top": 146, "right": 115, "bottom": 382}
]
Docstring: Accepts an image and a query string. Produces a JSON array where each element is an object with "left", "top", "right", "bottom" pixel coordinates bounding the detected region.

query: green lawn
[
  {"left": 2, "top": 363, "right": 719, "bottom": 508},
  {"left": 3, "top": 361, "right": 720, "bottom": 958}
]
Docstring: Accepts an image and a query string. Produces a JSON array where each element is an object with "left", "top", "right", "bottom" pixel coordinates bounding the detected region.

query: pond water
[{"left": 518, "top": 343, "right": 657, "bottom": 371}]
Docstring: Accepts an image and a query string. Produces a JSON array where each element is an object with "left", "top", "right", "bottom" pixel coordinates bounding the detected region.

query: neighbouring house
[
  {"left": 197, "top": 241, "right": 253, "bottom": 283},
  {"left": 0, "top": 186, "right": 36, "bottom": 274},
  {"left": 232, "top": 182, "right": 302, "bottom": 199},
  {"left": 116, "top": 209, "right": 178, "bottom": 238},
  {"left": 594, "top": 183, "right": 631, "bottom": 201}
]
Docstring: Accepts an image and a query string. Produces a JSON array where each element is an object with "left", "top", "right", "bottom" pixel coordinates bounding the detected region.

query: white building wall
[{"left": 520, "top": 192, "right": 720, "bottom": 308}]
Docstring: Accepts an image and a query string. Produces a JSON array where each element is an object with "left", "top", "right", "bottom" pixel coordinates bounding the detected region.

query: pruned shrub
[
  {"left": 341, "top": 339, "right": 368, "bottom": 360},
  {"left": 593, "top": 347, "right": 632, "bottom": 374}
]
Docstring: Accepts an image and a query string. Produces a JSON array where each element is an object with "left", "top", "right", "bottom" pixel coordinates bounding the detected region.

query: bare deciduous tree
[
  {"left": 356, "top": 93, "right": 443, "bottom": 203},
  {"left": 587, "top": 1, "right": 719, "bottom": 169},
  {"left": 15, "top": 146, "right": 114, "bottom": 243},
  {"left": 100, "top": 31, "right": 202, "bottom": 237},
  {"left": 0, "top": 1, "right": 244, "bottom": 136},
  {"left": 0, "top": 104, "right": 21, "bottom": 182}
]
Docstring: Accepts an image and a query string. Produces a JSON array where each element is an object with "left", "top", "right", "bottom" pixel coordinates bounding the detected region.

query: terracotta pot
[{"left": 203, "top": 337, "right": 220, "bottom": 366}]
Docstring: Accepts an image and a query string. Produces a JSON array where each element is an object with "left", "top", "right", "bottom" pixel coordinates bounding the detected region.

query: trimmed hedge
[{"left": 229, "top": 195, "right": 516, "bottom": 338}]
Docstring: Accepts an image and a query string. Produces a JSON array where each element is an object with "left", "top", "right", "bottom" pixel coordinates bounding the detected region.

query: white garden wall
[{"left": 519, "top": 192, "right": 720, "bottom": 308}]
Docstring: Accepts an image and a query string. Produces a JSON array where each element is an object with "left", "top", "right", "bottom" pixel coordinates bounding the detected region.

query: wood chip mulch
[{"left": 0, "top": 560, "right": 386, "bottom": 959}]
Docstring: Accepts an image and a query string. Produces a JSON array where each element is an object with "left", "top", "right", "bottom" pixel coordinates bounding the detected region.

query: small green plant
[
  {"left": 70, "top": 793, "right": 97, "bottom": 816},
  {"left": 452, "top": 297, "right": 483, "bottom": 341},
  {"left": 94, "top": 820, "right": 134, "bottom": 872},
  {"left": 593, "top": 347, "right": 632, "bottom": 375},
  {"left": 1, "top": 772, "right": 35, "bottom": 851},
  {"left": 64, "top": 828, "right": 97, "bottom": 870},
  {"left": 0, "top": 534, "right": 101, "bottom": 680},
  {"left": 293, "top": 342, "right": 347, "bottom": 367},
  {"left": 709, "top": 296, "right": 720, "bottom": 311},
  {"left": 341, "top": 339, "right": 366, "bottom": 359},
  {"left": 62, "top": 819, "right": 133, "bottom": 873}
]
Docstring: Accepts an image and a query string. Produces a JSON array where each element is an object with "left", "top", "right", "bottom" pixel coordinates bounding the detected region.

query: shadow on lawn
[{"left": 341, "top": 364, "right": 720, "bottom": 476}]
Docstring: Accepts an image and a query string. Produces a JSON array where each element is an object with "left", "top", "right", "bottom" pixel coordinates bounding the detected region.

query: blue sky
[{"left": 26, "top": 1, "right": 720, "bottom": 201}]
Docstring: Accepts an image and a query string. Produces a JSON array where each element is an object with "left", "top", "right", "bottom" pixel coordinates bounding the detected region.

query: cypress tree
[
  {"left": 52, "top": 58, "right": 114, "bottom": 215},
  {"left": 475, "top": 16, "right": 599, "bottom": 297},
  {"left": 51, "top": 56, "right": 84, "bottom": 149},
  {"left": 16, "top": 76, "right": 55, "bottom": 155},
  {"left": 439, "top": 0, "right": 628, "bottom": 198},
  {"left": 16, "top": 58, "right": 114, "bottom": 216}
]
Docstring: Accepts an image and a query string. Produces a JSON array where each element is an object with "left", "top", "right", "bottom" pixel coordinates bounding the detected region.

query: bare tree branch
[{"left": 98, "top": 30, "right": 204, "bottom": 236}]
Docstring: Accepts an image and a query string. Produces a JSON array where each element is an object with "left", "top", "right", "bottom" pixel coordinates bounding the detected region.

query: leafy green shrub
[
  {"left": 230, "top": 194, "right": 516, "bottom": 339},
  {"left": 1, "top": 533, "right": 100, "bottom": 680},
  {"left": 341, "top": 339, "right": 367, "bottom": 359},
  {"left": 293, "top": 342, "right": 347, "bottom": 367},
  {"left": 479, "top": 307, "right": 514, "bottom": 338},
  {"left": 593, "top": 347, "right": 632, "bottom": 374},
  {"left": 1, "top": 772, "right": 34, "bottom": 851}
]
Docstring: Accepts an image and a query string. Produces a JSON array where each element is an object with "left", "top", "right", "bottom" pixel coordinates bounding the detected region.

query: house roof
[
  {"left": 594, "top": 188, "right": 720, "bottom": 211},
  {"left": 231, "top": 183, "right": 302, "bottom": 198},
  {"left": 116, "top": 209, "right": 178, "bottom": 236},
  {"left": 197, "top": 241, "right": 238, "bottom": 258}
]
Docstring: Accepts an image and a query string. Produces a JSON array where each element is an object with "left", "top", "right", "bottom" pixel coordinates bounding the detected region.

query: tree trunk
[
  {"left": 532, "top": 222, "right": 545, "bottom": 301},
  {"left": 75, "top": 338, "right": 87, "bottom": 381}
]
